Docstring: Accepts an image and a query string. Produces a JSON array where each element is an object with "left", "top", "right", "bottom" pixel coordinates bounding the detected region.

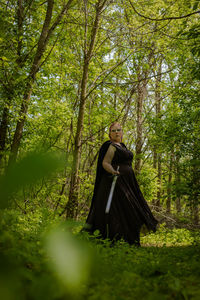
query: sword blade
[{"left": 105, "top": 166, "right": 119, "bottom": 214}]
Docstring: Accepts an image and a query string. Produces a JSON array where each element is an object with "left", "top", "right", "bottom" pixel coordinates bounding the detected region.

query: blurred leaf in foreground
[
  {"left": 0, "top": 151, "right": 66, "bottom": 208},
  {"left": 45, "top": 224, "right": 93, "bottom": 296}
]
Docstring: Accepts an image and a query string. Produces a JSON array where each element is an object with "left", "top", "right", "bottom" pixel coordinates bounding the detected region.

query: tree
[
  {"left": 0, "top": 0, "right": 75, "bottom": 165},
  {"left": 66, "top": 0, "right": 109, "bottom": 218}
]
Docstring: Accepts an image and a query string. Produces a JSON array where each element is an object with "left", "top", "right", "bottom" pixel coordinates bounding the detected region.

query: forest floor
[{"left": 0, "top": 208, "right": 200, "bottom": 300}]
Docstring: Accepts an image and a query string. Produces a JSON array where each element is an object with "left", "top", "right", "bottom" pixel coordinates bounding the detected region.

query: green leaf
[{"left": 193, "top": 1, "right": 199, "bottom": 11}]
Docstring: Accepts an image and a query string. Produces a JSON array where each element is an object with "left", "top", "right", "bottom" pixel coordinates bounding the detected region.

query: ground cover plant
[{"left": 0, "top": 208, "right": 200, "bottom": 300}]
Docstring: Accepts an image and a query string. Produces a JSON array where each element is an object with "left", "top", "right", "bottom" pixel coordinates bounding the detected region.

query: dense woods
[{"left": 0, "top": 0, "right": 200, "bottom": 299}]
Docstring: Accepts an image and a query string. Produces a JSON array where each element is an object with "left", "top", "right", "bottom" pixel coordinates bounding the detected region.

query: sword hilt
[{"left": 113, "top": 165, "right": 120, "bottom": 176}]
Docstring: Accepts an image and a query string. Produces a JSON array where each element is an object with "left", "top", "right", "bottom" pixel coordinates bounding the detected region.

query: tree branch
[
  {"left": 86, "top": 51, "right": 133, "bottom": 99},
  {"left": 129, "top": 0, "right": 200, "bottom": 21}
]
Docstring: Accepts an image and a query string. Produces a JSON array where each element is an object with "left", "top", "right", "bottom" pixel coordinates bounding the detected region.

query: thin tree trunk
[
  {"left": 166, "top": 149, "right": 174, "bottom": 213},
  {"left": 10, "top": 85, "right": 33, "bottom": 163},
  {"left": 154, "top": 60, "right": 162, "bottom": 210},
  {"left": 55, "top": 179, "right": 69, "bottom": 211},
  {"left": 193, "top": 205, "right": 199, "bottom": 225},
  {"left": 122, "top": 86, "right": 135, "bottom": 127},
  {"left": 16, "top": 0, "right": 24, "bottom": 66},
  {"left": 134, "top": 73, "right": 146, "bottom": 175},
  {"left": 175, "top": 153, "right": 181, "bottom": 213},
  {"left": 0, "top": 105, "right": 9, "bottom": 165},
  {"left": 66, "top": 0, "right": 107, "bottom": 219},
  {"left": 152, "top": 145, "right": 157, "bottom": 206},
  {"left": 192, "top": 143, "right": 199, "bottom": 225},
  {"left": 134, "top": 50, "right": 154, "bottom": 174},
  {"left": 156, "top": 153, "right": 162, "bottom": 208}
]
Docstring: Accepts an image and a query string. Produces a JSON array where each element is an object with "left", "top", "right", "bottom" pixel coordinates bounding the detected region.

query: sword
[{"left": 105, "top": 166, "right": 119, "bottom": 214}]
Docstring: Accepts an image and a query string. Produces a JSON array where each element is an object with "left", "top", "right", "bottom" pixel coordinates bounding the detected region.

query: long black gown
[{"left": 85, "top": 141, "right": 158, "bottom": 245}]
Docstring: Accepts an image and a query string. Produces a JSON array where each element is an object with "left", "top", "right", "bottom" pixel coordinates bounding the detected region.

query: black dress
[{"left": 85, "top": 141, "right": 158, "bottom": 245}]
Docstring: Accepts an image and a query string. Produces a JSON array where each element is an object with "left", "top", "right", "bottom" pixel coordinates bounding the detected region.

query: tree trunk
[
  {"left": 0, "top": 105, "right": 9, "bottom": 165},
  {"left": 155, "top": 153, "right": 162, "bottom": 208},
  {"left": 9, "top": 85, "right": 33, "bottom": 163},
  {"left": 175, "top": 153, "right": 181, "bottom": 213},
  {"left": 154, "top": 60, "right": 162, "bottom": 210},
  {"left": 191, "top": 143, "right": 199, "bottom": 225},
  {"left": 193, "top": 205, "right": 199, "bottom": 225},
  {"left": 134, "top": 50, "right": 154, "bottom": 174},
  {"left": 134, "top": 73, "right": 146, "bottom": 175},
  {"left": 122, "top": 86, "right": 135, "bottom": 127},
  {"left": 16, "top": 0, "right": 24, "bottom": 66},
  {"left": 66, "top": 0, "right": 107, "bottom": 219},
  {"left": 166, "top": 149, "right": 174, "bottom": 213},
  {"left": 152, "top": 145, "right": 157, "bottom": 206}
]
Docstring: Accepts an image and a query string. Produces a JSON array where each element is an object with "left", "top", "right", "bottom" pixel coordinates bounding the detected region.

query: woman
[{"left": 84, "top": 122, "right": 158, "bottom": 246}]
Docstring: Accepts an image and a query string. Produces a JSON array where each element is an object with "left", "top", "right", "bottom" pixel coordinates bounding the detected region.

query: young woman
[{"left": 84, "top": 122, "right": 158, "bottom": 246}]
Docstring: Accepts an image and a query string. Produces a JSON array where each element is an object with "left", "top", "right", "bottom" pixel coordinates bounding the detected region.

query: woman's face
[{"left": 109, "top": 124, "right": 123, "bottom": 143}]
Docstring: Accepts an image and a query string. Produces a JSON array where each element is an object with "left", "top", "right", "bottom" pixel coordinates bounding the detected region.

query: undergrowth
[{"left": 0, "top": 208, "right": 200, "bottom": 300}]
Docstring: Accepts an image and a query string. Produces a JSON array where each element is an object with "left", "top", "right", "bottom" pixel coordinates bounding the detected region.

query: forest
[{"left": 0, "top": 0, "right": 200, "bottom": 299}]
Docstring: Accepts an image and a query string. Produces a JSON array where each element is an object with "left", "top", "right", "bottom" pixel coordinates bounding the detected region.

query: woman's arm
[{"left": 102, "top": 145, "right": 120, "bottom": 175}]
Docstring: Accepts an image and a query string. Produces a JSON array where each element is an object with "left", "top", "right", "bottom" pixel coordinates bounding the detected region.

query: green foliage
[
  {"left": 136, "top": 165, "right": 158, "bottom": 202},
  {"left": 0, "top": 150, "right": 65, "bottom": 208},
  {"left": 78, "top": 172, "right": 95, "bottom": 219},
  {"left": 141, "top": 223, "right": 200, "bottom": 247},
  {"left": 0, "top": 211, "right": 200, "bottom": 300}
]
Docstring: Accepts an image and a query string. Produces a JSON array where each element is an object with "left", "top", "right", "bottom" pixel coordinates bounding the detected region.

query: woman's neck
[{"left": 111, "top": 140, "right": 121, "bottom": 146}]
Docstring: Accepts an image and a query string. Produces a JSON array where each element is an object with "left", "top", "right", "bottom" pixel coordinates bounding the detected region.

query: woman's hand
[{"left": 112, "top": 170, "right": 120, "bottom": 175}]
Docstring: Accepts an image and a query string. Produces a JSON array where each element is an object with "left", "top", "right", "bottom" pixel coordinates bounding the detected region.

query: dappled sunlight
[{"left": 141, "top": 223, "right": 200, "bottom": 247}]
